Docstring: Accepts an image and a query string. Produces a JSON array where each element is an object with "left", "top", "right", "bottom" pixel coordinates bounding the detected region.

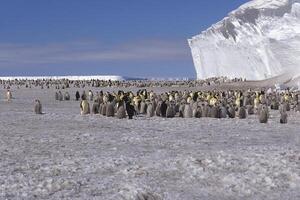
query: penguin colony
[
  {"left": 61, "top": 88, "right": 297, "bottom": 124},
  {"left": 1, "top": 78, "right": 298, "bottom": 124}
]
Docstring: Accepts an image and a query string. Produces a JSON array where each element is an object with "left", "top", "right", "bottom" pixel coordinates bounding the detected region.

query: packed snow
[
  {"left": 0, "top": 86, "right": 299, "bottom": 199},
  {"left": 188, "top": 0, "right": 300, "bottom": 80}
]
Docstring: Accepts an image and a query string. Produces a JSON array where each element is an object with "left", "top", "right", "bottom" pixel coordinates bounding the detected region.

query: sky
[{"left": 0, "top": 0, "right": 250, "bottom": 78}]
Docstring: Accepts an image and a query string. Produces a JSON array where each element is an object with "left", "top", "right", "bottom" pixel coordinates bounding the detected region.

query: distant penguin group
[{"left": 24, "top": 86, "right": 299, "bottom": 125}]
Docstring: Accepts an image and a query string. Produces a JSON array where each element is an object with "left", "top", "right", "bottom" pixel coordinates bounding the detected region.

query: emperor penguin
[
  {"left": 247, "top": 105, "right": 255, "bottom": 115},
  {"left": 166, "top": 101, "right": 176, "bottom": 118},
  {"left": 183, "top": 103, "right": 193, "bottom": 118},
  {"left": 209, "top": 105, "right": 220, "bottom": 118},
  {"left": 279, "top": 103, "right": 288, "bottom": 114},
  {"left": 259, "top": 105, "right": 268, "bottom": 123},
  {"left": 219, "top": 105, "right": 227, "bottom": 118},
  {"left": 106, "top": 102, "right": 115, "bottom": 117},
  {"left": 126, "top": 102, "right": 135, "bottom": 119},
  {"left": 280, "top": 110, "right": 288, "bottom": 124},
  {"left": 139, "top": 100, "right": 147, "bottom": 115},
  {"left": 58, "top": 91, "right": 63, "bottom": 101},
  {"left": 155, "top": 101, "right": 162, "bottom": 117},
  {"left": 75, "top": 91, "right": 80, "bottom": 101},
  {"left": 88, "top": 90, "right": 94, "bottom": 101},
  {"left": 6, "top": 90, "right": 12, "bottom": 102},
  {"left": 116, "top": 104, "right": 126, "bottom": 119},
  {"left": 237, "top": 106, "right": 247, "bottom": 119},
  {"left": 160, "top": 101, "right": 168, "bottom": 117},
  {"left": 34, "top": 99, "right": 43, "bottom": 114},
  {"left": 270, "top": 100, "right": 279, "bottom": 110},
  {"left": 92, "top": 99, "right": 100, "bottom": 114},
  {"left": 193, "top": 106, "right": 202, "bottom": 118},
  {"left": 55, "top": 91, "right": 59, "bottom": 100},
  {"left": 201, "top": 103, "right": 209, "bottom": 118},
  {"left": 64, "top": 92, "right": 70, "bottom": 101},
  {"left": 146, "top": 102, "right": 155, "bottom": 118},
  {"left": 101, "top": 103, "right": 107, "bottom": 116},
  {"left": 178, "top": 101, "right": 185, "bottom": 118},
  {"left": 80, "top": 98, "right": 90, "bottom": 115}
]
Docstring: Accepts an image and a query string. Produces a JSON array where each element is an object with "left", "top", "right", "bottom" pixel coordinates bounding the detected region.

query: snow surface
[
  {"left": 188, "top": 0, "right": 300, "bottom": 80},
  {"left": 0, "top": 86, "right": 299, "bottom": 199}
]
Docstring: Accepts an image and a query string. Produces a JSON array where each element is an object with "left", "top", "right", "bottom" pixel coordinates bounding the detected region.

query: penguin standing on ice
[
  {"left": 237, "top": 106, "right": 247, "bottom": 119},
  {"left": 219, "top": 105, "right": 227, "bottom": 118},
  {"left": 75, "top": 91, "right": 80, "bottom": 101},
  {"left": 209, "top": 105, "right": 220, "bottom": 118},
  {"left": 116, "top": 99, "right": 126, "bottom": 119},
  {"left": 34, "top": 99, "right": 43, "bottom": 114},
  {"left": 247, "top": 105, "right": 255, "bottom": 115},
  {"left": 183, "top": 102, "right": 193, "bottom": 118},
  {"left": 139, "top": 100, "right": 147, "bottom": 115},
  {"left": 80, "top": 96, "right": 90, "bottom": 115},
  {"left": 88, "top": 90, "right": 94, "bottom": 101},
  {"left": 64, "top": 92, "right": 70, "bottom": 101},
  {"left": 146, "top": 101, "right": 154, "bottom": 118},
  {"left": 166, "top": 101, "right": 176, "bottom": 118},
  {"left": 279, "top": 103, "right": 288, "bottom": 124},
  {"left": 280, "top": 110, "right": 288, "bottom": 124},
  {"left": 126, "top": 101, "right": 135, "bottom": 119},
  {"left": 58, "top": 91, "right": 63, "bottom": 101},
  {"left": 92, "top": 99, "right": 100, "bottom": 114},
  {"left": 155, "top": 101, "right": 162, "bottom": 117},
  {"left": 160, "top": 101, "right": 168, "bottom": 117},
  {"left": 201, "top": 103, "right": 209, "bottom": 118},
  {"left": 6, "top": 89, "right": 12, "bottom": 102},
  {"left": 259, "top": 105, "right": 268, "bottom": 123},
  {"left": 55, "top": 91, "right": 59, "bottom": 100},
  {"left": 106, "top": 102, "right": 115, "bottom": 117}
]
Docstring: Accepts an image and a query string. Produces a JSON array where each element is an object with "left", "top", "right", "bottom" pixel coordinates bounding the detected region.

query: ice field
[{"left": 0, "top": 87, "right": 299, "bottom": 199}]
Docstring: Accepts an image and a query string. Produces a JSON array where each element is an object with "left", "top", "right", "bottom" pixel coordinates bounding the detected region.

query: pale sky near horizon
[{"left": 0, "top": 0, "right": 249, "bottom": 78}]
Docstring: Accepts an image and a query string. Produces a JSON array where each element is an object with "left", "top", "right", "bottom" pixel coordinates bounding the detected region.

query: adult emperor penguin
[
  {"left": 6, "top": 89, "right": 12, "bottom": 102},
  {"left": 139, "top": 100, "right": 147, "bottom": 115},
  {"left": 126, "top": 101, "right": 135, "bottom": 119},
  {"left": 80, "top": 96, "right": 90, "bottom": 115},
  {"left": 88, "top": 90, "right": 94, "bottom": 101},
  {"left": 75, "top": 91, "right": 80, "bottom": 101},
  {"left": 160, "top": 101, "right": 168, "bottom": 117},
  {"left": 34, "top": 99, "right": 43, "bottom": 114}
]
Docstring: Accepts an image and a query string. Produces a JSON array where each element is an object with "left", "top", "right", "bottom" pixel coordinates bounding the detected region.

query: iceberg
[{"left": 188, "top": 0, "right": 300, "bottom": 80}]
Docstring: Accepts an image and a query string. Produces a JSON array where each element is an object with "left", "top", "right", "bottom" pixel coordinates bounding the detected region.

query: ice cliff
[{"left": 188, "top": 0, "right": 300, "bottom": 80}]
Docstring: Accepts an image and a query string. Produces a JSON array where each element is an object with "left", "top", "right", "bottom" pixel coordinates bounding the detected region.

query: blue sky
[{"left": 0, "top": 0, "right": 249, "bottom": 78}]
